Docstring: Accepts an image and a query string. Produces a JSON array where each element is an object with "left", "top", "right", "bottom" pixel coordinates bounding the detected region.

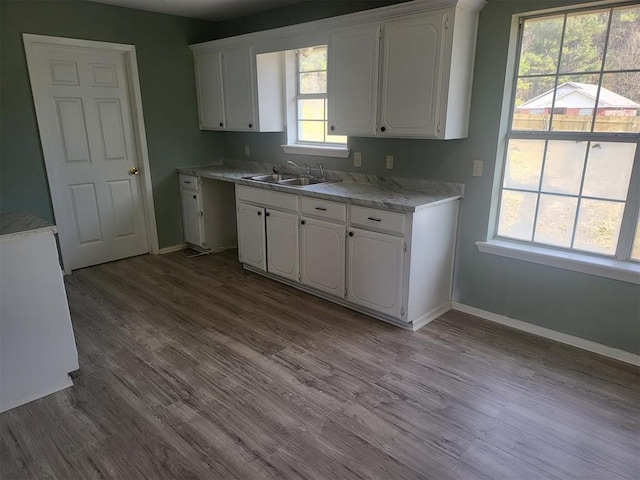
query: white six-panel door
[
  {"left": 25, "top": 41, "right": 149, "bottom": 270},
  {"left": 237, "top": 202, "right": 266, "bottom": 270}
]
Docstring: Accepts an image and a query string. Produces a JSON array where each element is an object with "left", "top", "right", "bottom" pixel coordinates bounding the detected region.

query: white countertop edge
[
  {"left": 0, "top": 225, "right": 58, "bottom": 240},
  {"left": 476, "top": 239, "right": 640, "bottom": 285}
]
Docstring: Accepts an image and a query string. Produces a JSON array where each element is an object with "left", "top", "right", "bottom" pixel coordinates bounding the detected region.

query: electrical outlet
[
  {"left": 385, "top": 155, "right": 394, "bottom": 170},
  {"left": 244, "top": 145, "right": 251, "bottom": 156},
  {"left": 354, "top": 152, "right": 362, "bottom": 167},
  {"left": 473, "top": 160, "right": 484, "bottom": 177}
]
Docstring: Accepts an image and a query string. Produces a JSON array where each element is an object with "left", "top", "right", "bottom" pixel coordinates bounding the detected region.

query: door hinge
[
  {"left": 199, "top": 211, "right": 204, "bottom": 217},
  {"left": 378, "top": 26, "right": 383, "bottom": 40},
  {"left": 401, "top": 307, "right": 405, "bottom": 316},
  {"left": 437, "top": 122, "right": 442, "bottom": 134},
  {"left": 445, "top": 15, "right": 449, "bottom": 30},
  {"left": 403, "top": 242, "right": 407, "bottom": 252},
  {"left": 344, "top": 288, "right": 348, "bottom": 298}
]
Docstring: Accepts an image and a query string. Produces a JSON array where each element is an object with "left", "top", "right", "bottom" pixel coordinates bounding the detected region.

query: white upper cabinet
[
  {"left": 194, "top": 52, "right": 225, "bottom": 130},
  {"left": 193, "top": 47, "right": 284, "bottom": 132},
  {"left": 379, "top": 11, "right": 447, "bottom": 138},
  {"left": 222, "top": 46, "right": 256, "bottom": 132},
  {"left": 327, "top": 25, "right": 380, "bottom": 137}
]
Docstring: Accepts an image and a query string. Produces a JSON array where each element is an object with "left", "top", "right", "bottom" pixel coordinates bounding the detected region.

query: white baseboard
[
  {"left": 158, "top": 243, "right": 187, "bottom": 254},
  {"left": 452, "top": 302, "right": 640, "bottom": 367},
  {"left": 411, "top": 302, "right": 452, "bottom": 331}
]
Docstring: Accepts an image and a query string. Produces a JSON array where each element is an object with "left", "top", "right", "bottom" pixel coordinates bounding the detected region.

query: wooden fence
[{"left": 513, "top": 114, "right": 639, "bottom": 132}]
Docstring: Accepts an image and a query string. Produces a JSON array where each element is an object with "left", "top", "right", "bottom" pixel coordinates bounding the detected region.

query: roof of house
[{"left": 517, "top": 82, "right": 640, "bottom": 109}]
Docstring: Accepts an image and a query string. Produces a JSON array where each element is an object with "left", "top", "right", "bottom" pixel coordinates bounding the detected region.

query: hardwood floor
[{"left": 1, "top": 250, "right": 639, "bottom": 480}]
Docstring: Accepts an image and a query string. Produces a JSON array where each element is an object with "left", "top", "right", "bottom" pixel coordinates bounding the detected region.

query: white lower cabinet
[
  {"left": 266, "top": 209, "right": 299, "bottom": 281},
  {"left": 181, "top": 189, "right": 204, "bottom": 248},
  {"left": 237, "top": 202, "right": 266, "bottom": 271},
  {"left": 347, "top": 227, "right": 405, "bottom": 319},
  {"left": 300, "top": 217, "right": 346, "bottom": 297}
]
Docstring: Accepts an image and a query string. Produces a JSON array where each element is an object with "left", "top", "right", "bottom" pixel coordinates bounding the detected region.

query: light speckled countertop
[
  {"left": 0, "top": 212, "right": 57, "bottom": 238},
  {"left": 178, "top": 160, "right": 463, "bottom": 213}
]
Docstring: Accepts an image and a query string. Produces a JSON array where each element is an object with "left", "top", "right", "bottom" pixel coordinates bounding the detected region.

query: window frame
[
  {"left": 281, "top": 46, "right": 350, "bottom": 158},
  {"left": 493, "top": 1, "right": 640, "bottom": 265}
]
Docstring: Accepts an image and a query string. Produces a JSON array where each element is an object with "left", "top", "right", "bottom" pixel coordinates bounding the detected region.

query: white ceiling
[{"left": 85, "top": 0, "right": 308, "bottom": 22}]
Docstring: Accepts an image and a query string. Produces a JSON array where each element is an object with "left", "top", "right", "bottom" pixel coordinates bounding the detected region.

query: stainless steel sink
[
  {"left": 278, "top": 177, "right": 327, "bottom": 186},
  {"left": 243, "top": 174, "right": 338, "bottom": 187},
  {"left": 245, "top": 174, "right": 297, "bottom": 183}
]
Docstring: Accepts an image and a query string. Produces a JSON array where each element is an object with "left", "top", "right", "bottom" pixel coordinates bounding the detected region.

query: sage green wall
[
  {"left": 0, "top": 0, "right": 225, "bottom": 248},
  {"left": 216, "top": 0, "right": 640, "bottom": 354}
]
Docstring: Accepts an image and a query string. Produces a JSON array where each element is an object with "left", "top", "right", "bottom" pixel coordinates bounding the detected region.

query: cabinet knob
[
  {"left": 265, "top": 212, "right": 270, "bottom": 217},
  {"left": 219, "top": 122, "right": 223, "bottom": 127},
  {"left": 330, "top": 125, "right": 335, "bottom": 131},
  {"left": 380, "top": 126, "right": 386, "bottom": 132},
  {"left": 348, "top": 231, "right": 354, "bottom": 237},
  {"left": 248, "top": 123, "right": 253, "bottom": 128},
  {"left": 301, "top": 220, "right": 306, "bottom": 225},
  {"left": 192, "top": 195, "right": 197, "bottom": 199},
  {"left": 257, "top": 211, "right": 262, "bottom": 216}
]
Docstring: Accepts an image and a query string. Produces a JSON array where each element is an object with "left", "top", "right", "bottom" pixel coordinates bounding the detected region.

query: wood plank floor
[{"left": 1, "top": 250, "right": 639, "bottom": 480}]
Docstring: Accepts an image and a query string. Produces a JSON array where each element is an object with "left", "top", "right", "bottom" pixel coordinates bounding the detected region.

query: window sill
[
  {"left": 281, "top": 144, "right": 351, "bottom": 158},
  {"left": 476, "top": 239, "right": 640, "bottom": 285}
]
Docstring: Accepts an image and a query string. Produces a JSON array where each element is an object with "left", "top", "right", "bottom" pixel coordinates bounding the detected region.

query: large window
[
  {"left": 296, "top": 46, "right": 346, "bottom": 145},
  {"left": 497, "top": 3, "right": 640, "bottom": 262}
]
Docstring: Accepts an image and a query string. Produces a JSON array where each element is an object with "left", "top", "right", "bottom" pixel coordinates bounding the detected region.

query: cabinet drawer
[
  {"left": 237, "top": 185, "right": 298, "bottom": 212},
  {"left": 179, "top": 174, "right": 200, "bottom": 192},
  {"left": 301, "top": 197, "right": 346, "bottom": 223},
  {"left": 350, "top": 205, "right": 406, "bottom": 235}
]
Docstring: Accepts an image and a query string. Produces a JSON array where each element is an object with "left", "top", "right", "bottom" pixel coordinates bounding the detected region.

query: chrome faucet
[
  {"left": 317, "top": 163, "right": 326, "bottom": 180},
  {"left": 287, "top": 160, "right": 311, "bottom": 177}
]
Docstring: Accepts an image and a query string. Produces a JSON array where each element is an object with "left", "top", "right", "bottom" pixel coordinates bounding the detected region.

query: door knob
[{"left": 129, "top": 167, "right": 140, "bottom": 175}]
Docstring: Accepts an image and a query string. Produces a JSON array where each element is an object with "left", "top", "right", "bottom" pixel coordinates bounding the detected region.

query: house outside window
[{"left": 495, "top": 3, "right": 640, "bottom": 263}]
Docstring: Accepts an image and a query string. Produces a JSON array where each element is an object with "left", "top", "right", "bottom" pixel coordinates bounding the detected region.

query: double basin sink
[{"left": 243, "top": 174, "right": 338, "bottom": 187}]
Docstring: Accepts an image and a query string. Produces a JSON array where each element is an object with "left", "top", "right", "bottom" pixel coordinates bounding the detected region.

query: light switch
[
  {"left": 386, "top": 155, "right": 394, "bottom": 170},
  {"left": 354, "top": 152, "right": 362, "bottom": 167},
  {"left": 244, "top": 145, "right": 251, "bottom": 156}
]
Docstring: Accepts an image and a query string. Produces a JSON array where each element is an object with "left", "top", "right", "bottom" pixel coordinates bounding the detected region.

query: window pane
[
  {"left": 593, "top": 73, "right": 640, "bottom": 133},
  {"left": 631, "top": 213, "right": 640, "bottom": 261},
  {"left": 518, "top": 15, "right": 564, "bottom": 76},
  {"left": 498, "top": 190, "right": 538, "bottom": 241},
  {"left": 512, "top": 76, "right": 555, "bottom": 131},
  {"left": 540, "top": 140, "right": 587, "bottom": 195},
  {"left": 573, "top": 199, "right": 624, "bottom": 255},
  {"left": 298, "top": 121, "right": 325, "bottom": 142},
  {"left": 604, "top": 6, "right": 640, "bottom": 71},
  {"left": 582, "top": 142, "right": 635, "bottom": 201},
  {"left": 534, "top": 194, "right": 578, "bottom": 247},
  {"left": 299, "top": 72, "right": 327, "bottom": 94},
  {"left": 550, "top": 74, "right": 600, "bottom": 132},
  {"left": 298, "top": 99, "right": 325, "bottom": 120},
  {"left": 503, "top": 139, "right": 545, "bottom": 190},
  {"left": 299, "top": 46, "right": 327, "bottom": 72},
  {"left": 559, "top": 9, "right": 609, "bottom": 74}
]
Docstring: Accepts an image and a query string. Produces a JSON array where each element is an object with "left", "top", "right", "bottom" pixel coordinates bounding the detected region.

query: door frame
[{"left": 23, "top": 34, "right": 159, "bottom": 273}]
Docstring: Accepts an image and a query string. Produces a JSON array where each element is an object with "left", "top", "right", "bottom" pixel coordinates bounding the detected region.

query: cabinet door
[
  {"left": 222, "top": 47, "right": 256, "bottom": 132},
  {"left": 327, "top": 25, "right": 380, "bottom": 136},
  {"left": 181, "top": 190, "right": 203, "bottom": 247},
  {"left": 301, "top": 218, "right": 345, "bottom": 297},
  {"left": 237, "top": 202, "right": 266, "bottom": 271},
  {"left": 266, "top": 209, "right": 299, "bottom": 282},
  {"left": 379, "top": 11, "right": 447, "bottom": 138},
  {"left": 195, "top": 52, "right": 225, "bottom": 130},
  {"left": 347, "top": 228, "right": 404, "bottom": 319}
]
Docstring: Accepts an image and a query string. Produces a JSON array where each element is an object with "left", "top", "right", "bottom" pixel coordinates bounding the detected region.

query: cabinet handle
[
  {"left": 314, "top": 207, "right": 327, "bottom": 211},
  {"left": 192, "top": 195, "right": 197, "bottom": 199},
  {"left": 257, "top": 211, "right": 262, "bottom": 216},
  {"left": 330, "top": 125, "right": 335, "bottom": 131},
  {"left": 348, "top": 231, "right": 354, "bottom": 237},
  {"left": 265, "top": 212, "right": 270, "bottom": 217},
  {"left": 301, "top": 220, "right": 306, "bottom": 225},
  {"left": 367, "top": 217, "right": 381, "bottom": 222},
  {"left": 380, "top": 126, "right": 386, "bottom": 132}
]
